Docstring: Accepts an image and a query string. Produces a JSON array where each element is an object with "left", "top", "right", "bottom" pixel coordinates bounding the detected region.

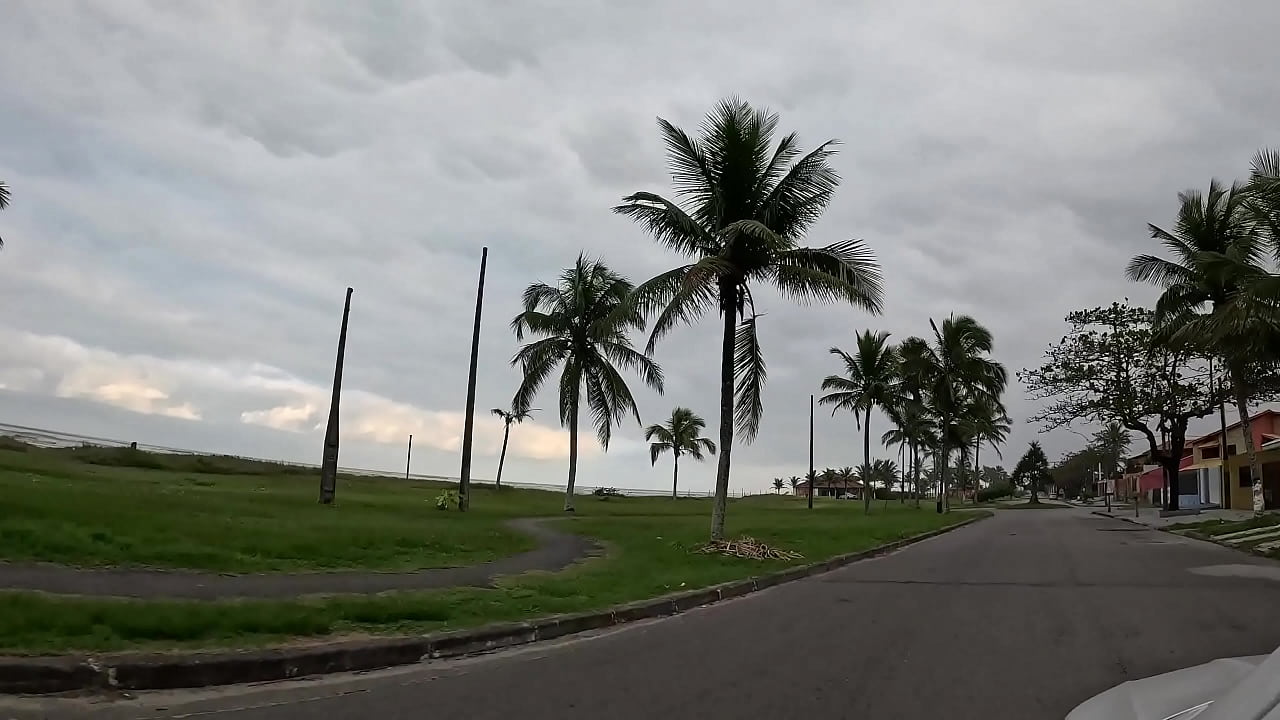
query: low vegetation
[{"left": 0, "top": 443, "right": 975, "bottom": 653}]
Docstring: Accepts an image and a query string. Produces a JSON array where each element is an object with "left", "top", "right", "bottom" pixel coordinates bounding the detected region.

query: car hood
[{"left": 1067, "top": 649, "right": 1279, "bottom": 720}]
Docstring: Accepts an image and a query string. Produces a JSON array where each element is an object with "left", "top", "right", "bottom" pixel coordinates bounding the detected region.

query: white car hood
[{"left": 1067, "top": 650, "right": 1276, "bottom": 720}]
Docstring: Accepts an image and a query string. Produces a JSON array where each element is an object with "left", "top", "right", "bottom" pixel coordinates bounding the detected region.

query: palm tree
[
  {"left": 820, "top": 330, "right": 900, "bottom": 513},
  {"left": 839, "top": 466, "right": 855, "bottom": 499},
  {"left": 645, "top": 406, "right": 717, "bottom": 499},
  {"left": 772, "top": 478, "right": 784, "bottom": 494},
  {"left": 616, "top": 98, "right": 884, "bottom": 540},
  {"left": 511, "top": 255, "right": 664, "bottom": 511},
  {"left": 959, "top": 395, "right": 1011, "bottom": 502},
  {"left": 0, "top": 180, "right": 9, "bottom": 248},
  {"left": 907, "top": 315, "right": 1008, "bottom": 513},
  {"left": 1126, "top": 180, "right": 1272, "bottom": 513},
  {"left": 490, "top": 406, "right": 536, "bottom": 489},
  {"left": 872, "top": 458, "right": 899, "bottom": 507},
  {"left": 788, "top": 475, "right": 801, "bottom": 493}
]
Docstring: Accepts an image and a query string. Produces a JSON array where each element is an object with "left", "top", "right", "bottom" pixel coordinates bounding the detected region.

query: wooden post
[
  {"left": 405, "top": 434, "right": 413, "bottom": 481},
  {"left": 458, "top": 248, "right": 488, "bottom": 511},
  {"left": 319, "top": 287, "right": 353, "bottom": 504}
]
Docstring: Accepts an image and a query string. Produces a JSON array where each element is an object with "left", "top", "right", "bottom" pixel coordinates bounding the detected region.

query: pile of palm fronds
[{"left": 694, "top": 536, "right": 803, "bottom": 561}]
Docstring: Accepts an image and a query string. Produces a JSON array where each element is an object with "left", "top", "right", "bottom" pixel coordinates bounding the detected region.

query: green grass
[{"left": 0, "top": 444, "right": 975, "bottom": 653}]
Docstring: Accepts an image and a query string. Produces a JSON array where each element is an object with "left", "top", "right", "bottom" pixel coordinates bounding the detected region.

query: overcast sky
[{"left": 1, "top": 1, "right": 1277, "bottom": 493}]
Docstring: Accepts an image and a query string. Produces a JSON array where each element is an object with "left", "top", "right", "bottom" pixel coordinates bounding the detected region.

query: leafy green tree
[
  {"left": 616, "top": 98, "right": 884, "bottom": 540},
  {"left": 772, "top": 478, "right": 784, "bottom": 494},
  {"left": 1127, "top": 179, "right": 1277, "bottom": 512},
  {"left": 645, "top": 406, "right": 717, "bottom": 499},
  {"left": 490, "top": 406, "right": 536, "bottom": 489},
  {"left": 820, "top": 330, "right": 900, "bottom": 513},
  {"left": 511, "top": 255, "right": 664, "bottom": 511},
  {"left": 1012, "top": 442, "right": 1052, "bottom": 503},
  {"left": 1019, "top": 303, "right": 1224, "bottom": 510}
]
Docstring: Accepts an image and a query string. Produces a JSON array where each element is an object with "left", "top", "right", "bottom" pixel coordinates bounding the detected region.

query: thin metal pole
[
  {"left": 808, "top": 394, "right": 814, "bottom": 510},
  {"left": 458, "top": 247, "right": 488, "bottom": 511},
  {"left": 405, "top": 434, "right": 413, "bottom": 481}
]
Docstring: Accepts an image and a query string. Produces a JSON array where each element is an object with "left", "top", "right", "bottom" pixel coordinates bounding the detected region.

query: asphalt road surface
[{"left": 12, "top": 507, "right": 1280, "bottom": 720}]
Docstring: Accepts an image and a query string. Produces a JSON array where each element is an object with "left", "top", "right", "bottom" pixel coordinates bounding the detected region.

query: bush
[
  {"left": 873, "top": 488, "right": 896, "bottom": 501},
  {"left": 977, "top": 483, "right": 1015, "bottom": 503},
  {"left": 0, "top": 436, "right": 30, "bottom": 452},
  {"left": 434, "top": 490, "right": 459, "bottom": 510}
]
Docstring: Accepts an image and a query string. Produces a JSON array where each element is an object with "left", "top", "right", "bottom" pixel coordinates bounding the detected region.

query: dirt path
[{"left": 0, "top": 518, "right": 598, "bottom": 600}]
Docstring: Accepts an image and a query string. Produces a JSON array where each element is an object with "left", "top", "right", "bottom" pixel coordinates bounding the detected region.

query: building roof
[{"left": 1189, "top": 409, "right": 1280, "bottom": 446}]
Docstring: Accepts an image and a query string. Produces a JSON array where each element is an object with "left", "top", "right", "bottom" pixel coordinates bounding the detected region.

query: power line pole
[
  {"left": 808, "top": 394, "right": 814, "bottom": 510},
  {"left": 458, "top": 247, "right": 488, "bottom": 512},
  {"left": 319, "top": 287, "right": 353, "bottom": 505},
  {"left": 405, "top": 434, "right": 413, "bottom": 481}
]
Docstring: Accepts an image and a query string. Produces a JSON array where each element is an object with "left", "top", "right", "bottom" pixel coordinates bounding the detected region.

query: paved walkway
[
  {"left": 0, "top": 518, "right": 598, "bottom": 599},
  {"left": 14, "top": 507, "right": 1280, "bottom": 719},
  {"left": 1092, "top": 505, "right": 1256, "bottom": 529}
]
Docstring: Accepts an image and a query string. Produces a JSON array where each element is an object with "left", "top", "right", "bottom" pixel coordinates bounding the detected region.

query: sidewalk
[{"left": 1090, "top": 505, "right": 1255, "bottom": 529}]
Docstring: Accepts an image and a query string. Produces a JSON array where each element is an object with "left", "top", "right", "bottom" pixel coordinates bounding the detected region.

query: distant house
[
  {"left": 1187, "top": 409, "right": 1280, "bottom": 511},
  {"left": 794, "top": 478, "right": 863, "bottom": 499},
  {"left": 1125, "top": 409, "right": 1280, "bottom": 511}
]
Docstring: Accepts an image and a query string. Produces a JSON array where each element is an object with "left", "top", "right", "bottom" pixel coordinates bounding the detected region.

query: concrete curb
[
  {"left": 0, "top": 513, "right": 987, "bottom": 694},
  {"left": 1090, "top": 510, "right": 1279, "bottom": 559}
]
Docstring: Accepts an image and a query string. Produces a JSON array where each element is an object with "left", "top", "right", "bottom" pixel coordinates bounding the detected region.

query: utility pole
[
  {"left": 458, "top": 247, "right": 488, "bottom": 512},
  {"left": 319, "top": 287, "right": 353, "bottom": 505},
  {"left": 808, "top": 394, "right": 814, "bottom": 510},
  {"left": 405, "top": 434, "right": 413, "bottom": 481}
]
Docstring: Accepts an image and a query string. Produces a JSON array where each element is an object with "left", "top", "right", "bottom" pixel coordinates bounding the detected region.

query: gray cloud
[{"left": 2, "top": 0, "right": 1279, "bottom": 492}]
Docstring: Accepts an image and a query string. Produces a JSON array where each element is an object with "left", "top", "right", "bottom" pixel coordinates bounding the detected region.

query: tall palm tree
[
  {"left": 645, "top": 406, "right": 717, "bottom": 499},
  {"left": 959, "top": 395, "right": 1011, "bottom": 501},
  {"left": 0, "top": 180, "right": 9, "bottom": 249},
  {"left": 1126, "top": 180, "right": 1272, "bottom": 513},
  {"left": 820, "top": 330, "right": 900, "bottom": 513},
  {"left": 839, "top": 466, "right": 855, "bottom": 499},
  {"left": 772, "top": 478, "right": 784, "bottom": 494},
  {"left": 788, "top": 475, "right": 801, "bottom": 493},
  {"left": 871, "top": 458, "right": 899, "bottom": 507},
  {"left": 511, "top": 255, "right": 664, "bottom": 511},
  {"left": 616, "top": 98, "right": 884, "bottom": 540},
  {"left": 490, "top": 406, "right": 536, "bottom": 489},
  {"left": 908, "top": 315, "right": 1008, "bottom": 513}
]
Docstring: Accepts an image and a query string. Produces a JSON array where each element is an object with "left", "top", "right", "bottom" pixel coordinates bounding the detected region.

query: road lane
[{"left": 13, "top": 508, "right": 1280, "bottom": 719}]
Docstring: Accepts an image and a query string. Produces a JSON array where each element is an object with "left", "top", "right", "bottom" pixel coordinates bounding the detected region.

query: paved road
[{"left": 13, "top": 508, "right": 1280, "bottom": 719}]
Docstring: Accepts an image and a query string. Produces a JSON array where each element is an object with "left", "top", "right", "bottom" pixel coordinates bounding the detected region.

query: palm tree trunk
[
  {"left": 937, "top": 425, "right": 949, "bottom": 514},
  {"left": 912, "top": 440, "right": 921, "bottom": 509},
  {"left": 1228, "top": 364, "right": 1265, "bottom": 514},
  {"left": 672, "top": 452, "right": 680, "bottom": 499},
  {"left": 973, "top": 441, "right": 981, "bottom": 503},
  {"left": 495, "top": 422, "right": 511, "bottom": 489},
  {"left": 564, "top": 396, "right": 579, "bottom": 512},
  {"left": 709, "top": 293, "right": 736, "bottom": 540},
  {"left": 899, "top": 443, "right": 906, "bottom": 503},
  {"left": 863, "top": 405, "right": 872, "bottom": 514}
]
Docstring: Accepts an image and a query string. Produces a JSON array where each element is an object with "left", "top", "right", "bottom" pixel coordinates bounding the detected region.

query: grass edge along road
[
  {"left": 1169, "top": 513, "right": 1280, "bottom": 560},
  {"left": 0, "top": 444, "right": 972, "bottom": 654}
]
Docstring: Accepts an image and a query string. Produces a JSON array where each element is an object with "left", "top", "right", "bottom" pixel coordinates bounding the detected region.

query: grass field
[{"left": 0, "top": 443, "right": 976, "bottom": 653}]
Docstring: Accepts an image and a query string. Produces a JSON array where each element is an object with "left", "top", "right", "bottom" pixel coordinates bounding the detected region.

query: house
[
  {"left": 793, "top": 478, "right": 863, "bottom": 499},
  {"left": 1186, "top": 409, "right": 1280, "bottom": 510}
]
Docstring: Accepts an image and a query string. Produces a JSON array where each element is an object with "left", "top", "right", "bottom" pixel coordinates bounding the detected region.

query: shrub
[
  {"left": 434, "top": 490, "right": 459, "bottom": 510},
  {"left": 0, "top": 436, "right": 30, "bottom": 452},
  {"left": 977, "top": 484, "right": 1015, "bottom": 503}
]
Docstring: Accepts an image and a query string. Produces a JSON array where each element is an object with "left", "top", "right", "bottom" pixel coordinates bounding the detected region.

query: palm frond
[
  {"left": 733, "top": 314, "right": 767, "bottom": 441},
  {"left": 599, "top": 341, "right": 665, "bottom": 393},
  {"left": 759, "top": 141, "right": 841, "bottom": 239},
  {"left": 649, "top": 440, "right": 673, "bottom": 466},
  {"left": 612, "top": 191, "right": 718, "bottom": 257},
  {"left": 768, "top": 240, "right": 884, "bottom": 312}
]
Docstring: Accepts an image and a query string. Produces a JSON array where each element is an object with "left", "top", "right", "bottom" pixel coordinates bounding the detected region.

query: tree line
[
  {"left": 1021, "top": 151, "right": 1280, "bottom": 513},
  {"left": 503, "top": 98, "right": 1011, "bottom": 540}
]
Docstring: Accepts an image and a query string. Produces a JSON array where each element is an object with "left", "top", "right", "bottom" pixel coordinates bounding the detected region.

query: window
[
  {"left": 1201, "top": 446, "right": 1220, "bottom": 459},
  {"left": 1228, "top": 444, "right": 1238, "bottom": 456},
  {"left": 1240, "top": 468, "right": 1252, "bottom": 488}
]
